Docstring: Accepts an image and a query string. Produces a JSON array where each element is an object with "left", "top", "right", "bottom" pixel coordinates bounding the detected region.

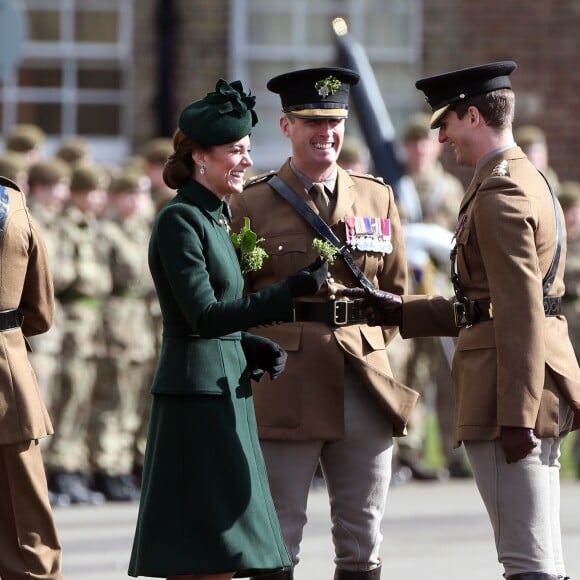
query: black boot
[
  {"left": 49, "top": 471, "right": 105, "bottom": 505},
  {"left": 506, "top": 574, "right": 559, "bottom": 579},
  {"left": 334, "top": 564, "right": 381, "bottom": 579},
  {"left": 249, "top": 569, "right": 293, "bottom": 579}
]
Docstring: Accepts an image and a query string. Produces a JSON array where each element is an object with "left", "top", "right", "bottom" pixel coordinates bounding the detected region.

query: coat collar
[
  {"left": 459, "top": 145, "right": 526, "bottom": 213},
  {"left": 277, "top": 159, "right": 356, "bottom": 225},
  {"left": 178, "top": 179, "right": 229, "bottom": 224}
]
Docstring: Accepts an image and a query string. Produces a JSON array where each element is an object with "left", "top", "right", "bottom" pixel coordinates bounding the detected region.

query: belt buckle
[
  {"left": 453, "top": 301, "right": 470, "bottom": 328},
  {"left": 333, "top": 299, "right": 351, "bottom": 325}
]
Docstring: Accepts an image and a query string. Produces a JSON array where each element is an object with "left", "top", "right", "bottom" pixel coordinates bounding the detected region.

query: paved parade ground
[{"left": 54, "top": 478, "right": 580, "bottom": 580}]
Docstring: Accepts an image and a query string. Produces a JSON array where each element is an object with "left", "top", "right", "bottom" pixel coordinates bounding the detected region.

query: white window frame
[
  {"left": 0, "top": 0, "right": 134, "bottom": 163},
  {"left": 229, "top": 0, "right": 423, "bottom": 170}
]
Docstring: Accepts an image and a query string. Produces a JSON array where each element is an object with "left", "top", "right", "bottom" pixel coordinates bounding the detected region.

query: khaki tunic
[
  {"left": 400, "top": 147, "right": 580, "bottom": 445},
  {"left": 231, "top": 160, "right": 418, "bottom": 439}
]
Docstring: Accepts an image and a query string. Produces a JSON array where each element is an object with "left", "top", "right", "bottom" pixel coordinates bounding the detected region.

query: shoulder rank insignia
[
  {"left": 244, "top": 170, "right": 276, "bottom": 188},
  {"left": 491, "top": 160, "right": 510, "bottom": 177},
  {"left": 347, "top": 171, "right": 387, "bottom": 186}
]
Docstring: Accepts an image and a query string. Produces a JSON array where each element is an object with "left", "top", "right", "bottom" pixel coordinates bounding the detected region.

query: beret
[
  {"left": 28, "top": 158, "right": 70, "bottom": 186},
  {"left": 70, "top": 164, "right": 107, "bottom": 192},
  {"left": 514, "top": 125, "right": 547, "bottom": 148},
  {"left": 5, "top": 123, "right": 46, "bottom": 152},
  {"left": 415, "top": 61, "right": 517, "bottom": 128},
  {"left": 178, "top": 79, "right": 257, "bottom": 146},
  {"left": 267, "top": 67, "right": 359, "bottom": 118},
  {"left": 558, "top": 181, "right": 580, "bottom": 209},
  {"left": 402, "top": 112, "right": 433, "bottom": 141}
]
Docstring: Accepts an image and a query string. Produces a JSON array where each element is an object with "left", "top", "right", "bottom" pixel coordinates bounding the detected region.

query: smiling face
[
  {"left": 194, "top": 135, "right": 253, "bottom": 199},
  {"left": 437, "top": 108, "right": 478, "bottom": 168},
  {"left": 281, "top": 115, "right": 345, "bottom": 180}
]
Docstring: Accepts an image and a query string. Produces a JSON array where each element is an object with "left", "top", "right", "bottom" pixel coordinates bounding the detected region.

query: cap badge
[{"left": 315, "top": 76, "right": 341, "bottom": 98}]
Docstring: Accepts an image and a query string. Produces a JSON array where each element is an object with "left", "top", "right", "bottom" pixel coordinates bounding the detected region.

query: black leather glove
[
  {"left": 242, "top": 334, "right": 288, "bottom": 380},
  {"left": 286, "top": 257, "right": 329, "bottom": 297},
  {"left": 341, "top": 286, "right": 403, "bottom": 326},
  {"left": 500, "top": 426, "right": 538, "bottom": 464}
]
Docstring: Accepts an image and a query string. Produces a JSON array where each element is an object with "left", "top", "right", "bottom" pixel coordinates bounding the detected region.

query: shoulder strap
[
  {"left": 268, "top": 175, "right": 374, "bottom": 290},
  {"left": 539, "top": 171, "right": 562, "bottom": 296}
]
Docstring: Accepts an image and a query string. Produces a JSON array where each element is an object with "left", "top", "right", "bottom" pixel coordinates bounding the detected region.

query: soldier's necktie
[{"left": 310, "top": 182, "right": 330, "bottom": 221}]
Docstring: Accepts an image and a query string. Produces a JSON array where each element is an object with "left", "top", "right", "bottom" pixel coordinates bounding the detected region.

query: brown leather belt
[
  {"left": 454, "top": 296, "right": 561, "bottom": 328},
  {"left": 293, "top": 300, "right": 366, "bottom": 326},
  {"left": 0, "top": 308, "right": 20, "bottom": 332}
]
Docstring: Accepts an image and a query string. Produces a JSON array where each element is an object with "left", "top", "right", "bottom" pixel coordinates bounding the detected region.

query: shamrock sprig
[
  {"left": 230, "top": 217, "right": 269, "bottom": 274},
  {"left": 315, "top": 75, "right": 341, "bottom": 97},
  {"left": 312, "top": 238, "right": 339, "bottom": 265}
]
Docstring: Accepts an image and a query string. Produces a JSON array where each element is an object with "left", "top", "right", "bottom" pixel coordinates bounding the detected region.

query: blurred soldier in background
[
  {"left": 396, "top": 112, "right": 470, "bottom": 480},
  {"left": 54, "top": 136, "right": 92, "bottom": 169},
  {"left": 140, "top": 137, "right": 174, "bottom": 213},
  {"left": 4, "top": 123, "right": 46, "bottom": 165},
  {"left": 45, "top": 163, "right": 112, "bottom": 505},
  {"left": 559, "top": 180, "right": 580, "bottom": 480},
  {"left": 514, "top": 124, "right": 560, "bottom": 195},
  {"left": 337, "top": 135, "right": 371, "bottom": 173},
  {"left": 0, "top": 151, "right": 28, "bottom": 193},
  {"left": 26, "top": 159, "right": 72, "bottom": 414},
  {"left": 89, "top": 173, "right": 155, "bottom": 501}
]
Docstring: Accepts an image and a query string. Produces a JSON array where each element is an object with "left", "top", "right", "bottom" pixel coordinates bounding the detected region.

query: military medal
[{"left": 345, "top": 215, "right": 393, "bottom": 254}]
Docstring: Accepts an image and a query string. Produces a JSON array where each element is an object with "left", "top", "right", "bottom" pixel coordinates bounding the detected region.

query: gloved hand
[
  {"left": 341, "top": 286, "right": 403, "bottom": 326},
  {"left": 242, "top": 334, "right": 288, "bottom": 380},
  {"left": 500, "top": 426, "right": 538, "bottom": 464},
  {"left": 286, "top": 257, "right": 329, "bottom": 297}
]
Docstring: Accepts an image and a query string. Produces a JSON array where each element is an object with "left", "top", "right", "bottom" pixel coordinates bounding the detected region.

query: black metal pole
[{"left": 332, "top": 18, "right": 421, "bottom": 221}]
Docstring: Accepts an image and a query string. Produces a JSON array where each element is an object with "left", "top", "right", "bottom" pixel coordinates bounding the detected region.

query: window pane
[
  {"left": 78, "top": 65, "right": 121, "bottom": 90},
  {"left": 17, "top": 103, "right": 62, "bottom": 134},
  {"left": 249, "top": 13, "right": 293, "bottom": 44},
  {"left": 27, "top": 11, "right": 60, "bottom": 41},
  {"left": 77, "top": 104, "right": 120, "bottom": 134},
  {"left": 75, "top": 11, "right": 119, "bottom": 43},
  {"left": 18, "top": 62, "right": 63, "bottom": 88}
]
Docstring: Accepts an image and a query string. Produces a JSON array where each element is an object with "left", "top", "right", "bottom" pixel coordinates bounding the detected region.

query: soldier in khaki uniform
[
  {"left": 0, "top": 176, "right": 63, "bottom": 579},
  {"left": 27, "top": 159, "right": 72, "bottom": 413},
  {"left": 45, "top": 163, "right": 112, "bottom": 505},
  {"left": 231, "top": 67, "right": 417, "bottom": 580},
  {"left": 345, "top": 61, "right": 579, "bottom": 580},
  {"left": 90, "top": 172, "right": 156, "bottom": 501}
]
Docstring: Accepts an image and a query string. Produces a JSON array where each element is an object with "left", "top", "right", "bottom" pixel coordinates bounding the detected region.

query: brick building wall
[
  {"left": 131, "top": 0, "right": 580, "bottom": 184},
  {"left": 132, "top": 0, "right": 230, "bottom": 152},
  {"left": 422, "top": 0, "right": 580, "bottom": 184}
]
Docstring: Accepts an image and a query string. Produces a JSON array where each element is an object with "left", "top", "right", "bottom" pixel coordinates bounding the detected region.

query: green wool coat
[{"left": 128, "top": 180, "right": 294, "bottom": 578}]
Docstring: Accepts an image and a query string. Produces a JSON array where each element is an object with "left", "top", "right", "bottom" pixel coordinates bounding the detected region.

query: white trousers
[
  {"left": 260, "top": 363, "right": 393, "bottom": 572},
  {"left": 464, "top": 402, "right": 574, "bottom": 578}
]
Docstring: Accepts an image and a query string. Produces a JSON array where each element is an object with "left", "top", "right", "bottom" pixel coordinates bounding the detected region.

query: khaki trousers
[
  {"left": 0, "top": 440, "right": 63, "bottom": 579},
  {"left": 260, "top": 362, "right": 393, "bottom": 572}
]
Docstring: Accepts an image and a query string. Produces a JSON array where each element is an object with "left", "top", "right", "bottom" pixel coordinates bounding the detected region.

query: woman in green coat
[{"left": 128, "top": 80, "right": 328, "bottom": 580}]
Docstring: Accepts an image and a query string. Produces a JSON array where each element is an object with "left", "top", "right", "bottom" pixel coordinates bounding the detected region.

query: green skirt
[{"left": 128, "top": 389, "right": 291, "bottom": 578}]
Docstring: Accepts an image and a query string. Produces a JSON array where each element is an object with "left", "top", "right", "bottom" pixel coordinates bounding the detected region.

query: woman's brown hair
[{"left": 163, "top": 129, "right": 208, "bottom": 190}]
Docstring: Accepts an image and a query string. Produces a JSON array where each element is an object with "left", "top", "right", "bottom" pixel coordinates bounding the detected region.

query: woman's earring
[{"left": 200, "top": 164, "right": 206, "bottom": 175}]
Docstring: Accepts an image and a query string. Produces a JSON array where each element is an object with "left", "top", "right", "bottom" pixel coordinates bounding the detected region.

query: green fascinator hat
[{"left": 178, "top": 79, "right": 258, "bottom": 146}]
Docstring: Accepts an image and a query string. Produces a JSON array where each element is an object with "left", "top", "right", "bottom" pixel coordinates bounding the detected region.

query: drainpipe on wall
[{"left": 155, "top": 0, "right": 177, "bottom": 137}]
